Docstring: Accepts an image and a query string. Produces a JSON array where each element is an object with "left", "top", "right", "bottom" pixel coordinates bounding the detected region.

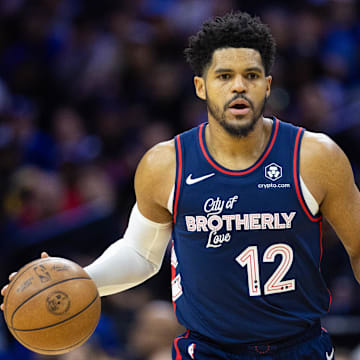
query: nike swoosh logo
[
  {"left": 186, "top": 173, "right": 215, "bottom": 185},
  {"left": 326, "top": 348, "right": 334, "bottom": 360}
]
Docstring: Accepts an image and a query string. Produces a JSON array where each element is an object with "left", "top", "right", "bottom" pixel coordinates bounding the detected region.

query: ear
[
  {"left": 265, "top": 75, "right": 272, "bottom": 99},
  {"left": 194, "top": 76, "right": 206, "bottom": 100}
]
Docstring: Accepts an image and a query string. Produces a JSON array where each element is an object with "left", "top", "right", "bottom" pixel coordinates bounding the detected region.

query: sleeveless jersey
[{"left": 171, "top": 118, "right": 331, "bottom": 345}]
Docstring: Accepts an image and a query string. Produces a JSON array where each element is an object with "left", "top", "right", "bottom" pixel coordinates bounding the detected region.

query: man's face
[{"left": 194, "top": 48, "right": 272, "bottom": 137}]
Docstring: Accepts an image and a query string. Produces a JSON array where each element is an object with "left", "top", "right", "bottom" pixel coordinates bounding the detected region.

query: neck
[{"left": 205, "top": 116, "right": 273, "bottom": 170}]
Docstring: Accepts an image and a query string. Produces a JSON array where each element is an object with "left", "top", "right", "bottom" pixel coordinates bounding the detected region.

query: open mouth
[
  {"left": 228, "top": 100, "right": 251, "bottom": 115},
  {"left": 231, "top": 104, "right": 249, "bottom": 110}
]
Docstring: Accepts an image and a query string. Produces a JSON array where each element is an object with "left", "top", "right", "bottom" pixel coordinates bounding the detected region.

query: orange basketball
[{"left": 3, "top": 257, "right": 101, "bottom": 355}]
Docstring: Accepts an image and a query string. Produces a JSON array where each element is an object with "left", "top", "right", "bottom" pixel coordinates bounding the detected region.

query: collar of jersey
[{"left": 198, "top": 117, "right": 279, "bottom": 176}]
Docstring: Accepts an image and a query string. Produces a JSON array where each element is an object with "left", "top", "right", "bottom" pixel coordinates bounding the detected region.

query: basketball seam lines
[
  {"left": 10, "top": 292, "right": 99, "bottom": 332},
  {"left": 9, "top": 277, "right": 92, "bottom": 328},
  {"left": 10, "top": 296, "right": 99, "bottom": 353}
]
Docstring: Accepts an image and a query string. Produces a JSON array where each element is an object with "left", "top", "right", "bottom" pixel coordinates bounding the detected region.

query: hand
[{"left": 0, "top": 252, "right": 49, "bottom": 311}]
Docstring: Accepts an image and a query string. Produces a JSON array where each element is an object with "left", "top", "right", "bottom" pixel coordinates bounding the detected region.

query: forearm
[
  {"left": 84, "top": 203, "right": 172, "bottom": 297},
  {"left": 85, "top": 241, "right": 159, "bottom": 296}
]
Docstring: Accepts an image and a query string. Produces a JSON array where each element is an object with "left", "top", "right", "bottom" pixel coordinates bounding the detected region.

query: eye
[
  {"left": 247, "top": 73, "right": 259, "bottom": 80},
  {"left": 218, "top": 74, "right": 231, "bottom": 80}
]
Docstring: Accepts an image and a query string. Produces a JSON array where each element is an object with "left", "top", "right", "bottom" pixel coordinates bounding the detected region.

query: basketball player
[{"left": 2, "top": 11, "right": 360, "bottom": 359}]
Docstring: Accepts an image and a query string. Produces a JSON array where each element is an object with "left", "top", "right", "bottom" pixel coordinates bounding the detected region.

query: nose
[{"left": 232, "top": 75, "right": 246, "bottom": 93}]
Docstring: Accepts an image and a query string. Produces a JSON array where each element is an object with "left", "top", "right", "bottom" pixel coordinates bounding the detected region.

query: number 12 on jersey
[{"left": 236, "top": 244, "right": 295, "bottom": 296}]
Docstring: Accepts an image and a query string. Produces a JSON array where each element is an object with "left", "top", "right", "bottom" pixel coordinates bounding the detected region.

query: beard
[{"left": 206, "top": 93, "right": 267, "bottom": 138}]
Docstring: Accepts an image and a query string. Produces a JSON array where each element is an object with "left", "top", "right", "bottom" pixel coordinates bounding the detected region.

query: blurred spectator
[
  {"left": 75, "top": 165, "right": 115, "bottom": 210},
  {"left": 321, "top": 0, "right": 359, "bottom": 83},
  {"left": 126, "top": 300, "right": 184, "bottom": 360},
  {"left": 294, "top": 82, "right": 336, "bottom": 131},
  {"left": 52, "top": 107, "right": 101, "bottom": 165},
  {"left": 5, "top": 96, "right": 57, "bottom": 170},
  {"left": 5, "top": 166, "right": 65, "bottom": 227}
]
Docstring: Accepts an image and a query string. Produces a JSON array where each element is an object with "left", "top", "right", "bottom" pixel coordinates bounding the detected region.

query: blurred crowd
[{"left": 0, "top": 0, "right": 360, "bottom": 359}]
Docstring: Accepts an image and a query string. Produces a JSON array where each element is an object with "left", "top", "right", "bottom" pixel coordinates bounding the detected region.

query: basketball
[{"left": 3, "top": 257, "right": 101, "bottom": 355}]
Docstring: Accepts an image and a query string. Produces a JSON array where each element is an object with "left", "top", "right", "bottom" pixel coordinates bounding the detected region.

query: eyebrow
[
  {"left": 214, "top": 66, "right": 264, "bottom": 74},
  {"left": 245, "top": 67, "right": 263, "bottom": 73},
  {"left": 214, "top": 68, "right": 234, "bottom": 73}
]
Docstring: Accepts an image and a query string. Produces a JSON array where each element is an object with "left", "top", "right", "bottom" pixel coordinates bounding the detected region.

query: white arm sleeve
[{"left": 84, "top": 204, "right": 172, "bottom": 297}]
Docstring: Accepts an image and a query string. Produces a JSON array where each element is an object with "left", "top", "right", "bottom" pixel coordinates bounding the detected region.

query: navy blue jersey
[
  {"left": 171, "top": 118, "right": 331, "bottom": 345},
  {"left": 172, "top": 327, "right": 334, "bottom": 359}
]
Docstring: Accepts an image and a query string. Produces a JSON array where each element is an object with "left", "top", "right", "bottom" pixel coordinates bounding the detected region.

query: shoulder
[
  {"left": 300, "top": 130, "right": 360, "bottom": 262},
  {"left": 299, "top": 130, "right": 353, "bottom": 205},
  {"left": 136, "top": 139, "right": 176, "bottom": 179},
  {"left": 134, "top": 139, "right": 176, "bottom": 220},
  {"left": 301, "top": 130, "right": 347, "bottom": 171}
]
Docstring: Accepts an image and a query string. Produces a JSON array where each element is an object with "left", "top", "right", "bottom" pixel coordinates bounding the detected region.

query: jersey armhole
[
  {"left": 173, "top": 135, "right": 183, "bottom": 223},
  {"left": 168, "top": 185, "right": 174, "bottom": 214},
  {"left": 293, "top": 128, "right": 322, "bottom": 222},
  {"left": 299, "top": 176, "right": 319, "bottom": 216}
]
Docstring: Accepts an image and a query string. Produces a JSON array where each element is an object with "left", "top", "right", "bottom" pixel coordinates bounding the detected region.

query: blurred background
[{"left": 0, "top": 0, "right": 359, "bottom": 359}]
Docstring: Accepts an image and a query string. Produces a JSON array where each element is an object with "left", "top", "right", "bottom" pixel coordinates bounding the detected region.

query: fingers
[
  {"left": 1, "top": 253, "right": 50, "bottom": 312},
  {"left": 1, "top": 285, "right": 9, "bottom": 312},
  {"left": 1, "top": 274, "right": 15, "bottom": 310},
  {"left": 1, "top": 273, "right": 17, "bottom": 311},
  {"left": 1, "top": 285, "right": 8, "bottom": 297},
  {"left": 9, "top": 272, "right": 17, "bottom": 282}
]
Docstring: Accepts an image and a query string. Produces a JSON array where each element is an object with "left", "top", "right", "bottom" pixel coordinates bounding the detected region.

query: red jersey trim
[
  {"left": 327, "top": 288, "right": 333, "bottom": 313},
  {"left": 173, "top": 135, "right": 183, "bottom": 223},
  {"left": 293, "top": 128, "right": 322, "bottom": 222},
  {"left": 318, "top": 220, "right": 332, "bottom": 312},
  {"left": 174, "top": 329, "right": 190, "bottom": 360},
  {"left": 171, "top": 240, "right": 177, "bottom": 314},
  {"left": 319, "top": 220, "right": 323, "bottom": 272},
  {"left": 198, "top": 118, "right": 279, "bottom": 176}
]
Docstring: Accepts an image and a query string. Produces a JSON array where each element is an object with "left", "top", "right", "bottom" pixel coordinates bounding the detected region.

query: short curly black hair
[{"left": 184, "top": 12, "right": 276, "bottom": 76}]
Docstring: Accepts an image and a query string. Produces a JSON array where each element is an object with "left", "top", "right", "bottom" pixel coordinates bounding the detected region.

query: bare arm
[
  {"left": 135, "top": 139, "right": 176, "bottom": 223},
  {"left": 301, "top": 132, "right": 360, "bottom": 283}
]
